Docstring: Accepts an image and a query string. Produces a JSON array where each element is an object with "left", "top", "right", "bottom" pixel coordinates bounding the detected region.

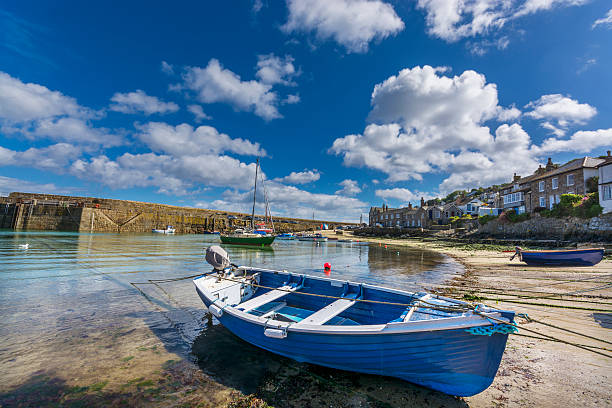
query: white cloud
[
  {"left": 0, "top": 71, "right": 120, "bottom": 147},
  {"left": 283, "top": 94, "right": 301, "bottom": 104},
  {"left": 136, "top": 122, "right": 265, "bottom": 157},
  {"left": 253, "top": 0, "right": 264, "bottom": 13},
  {"left": 592, "top": 8, "right": 612, "bottom": 29},
  {"left": 375, "top": 188, "right": 433, "bottom": 203},
  {"left": 110, "top": 90, "right": 179, "bottom": 115},
  {"left": 179, "top": 58, "right": 282, "bottom": 120},
  {"left": 212, "top": 181, "right": 367, "bottom": 222},
  {"left": 335, "top": 179, "right": 362, "bottom": 196},
  {"left": 417, "top": 0, "right": 587, "bottom": 42},
  {"left": 536, "top": 128, "right": 612, "bottom": 154},
  {"left": 161, "top": 61, "right": 175, "bottom": 75},
  {"left": 255, "top": 54, "right": 298, "bottom": 86},
  {"left": 0, "top": 176, "right": 71, "bottom": 196},
  {"left": 0, "top": 143, "right": 81, "bottom": 171},
  {"left": 187, "top": 104, "right": 212, "bottom": 122},
  {"left": 0, "top": 71, "right": 92, "bottom": 122},
  {"left": 70, "top": 152, "right": 261, "bottom": 195},
  {"left": 329, "top": 66, "right": 546, "bottom": 194},
  {"left": 180, "top": 58, "right": 282, "bottom": 120},
  {"left": 496, "top": 105, "right": 521, "bottom": 122},
  {"left": 177, "top": 55, "right": 300, "bottom": 120},
  {"left": 281, "top": 0, "right": 404, "bottom": 53},
  {"left": 274, "top": 169, "right": 320, "bottom": 184},
  {"left": 525, "top": 94, "right": 597, "bottom": 135}
]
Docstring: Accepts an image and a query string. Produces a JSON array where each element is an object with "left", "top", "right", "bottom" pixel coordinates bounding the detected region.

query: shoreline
[{"left": 324, "top": 231, "right": 612, "bottom": 407}]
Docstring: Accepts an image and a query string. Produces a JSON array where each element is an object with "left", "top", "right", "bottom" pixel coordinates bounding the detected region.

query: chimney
[
  {"left": 420, "top": 197, "right": 425, "bottom": 207},
  {"left": 513, "top": 173, "right": 520, "bottom": 183},
  {"left": 546, "top": 157, "right": 554, "bottom": 171}
]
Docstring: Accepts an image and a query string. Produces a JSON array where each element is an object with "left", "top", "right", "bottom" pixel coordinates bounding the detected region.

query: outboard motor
[{"left": 205, "top": 245, "right": 231, "bottom": 271}]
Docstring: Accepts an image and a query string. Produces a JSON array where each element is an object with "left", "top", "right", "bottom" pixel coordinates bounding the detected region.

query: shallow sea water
[{"left": 0, "top": 230, "right": 464, "bottom": 403}]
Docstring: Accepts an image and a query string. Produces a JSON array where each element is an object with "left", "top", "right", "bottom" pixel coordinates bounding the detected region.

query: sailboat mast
[{"left": 251, "top": 158, "right": 259, "bottom": 231}]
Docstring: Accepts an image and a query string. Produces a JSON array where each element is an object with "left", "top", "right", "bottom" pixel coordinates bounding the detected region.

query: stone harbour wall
[
  {"left": 3, "top": 192, "right": 351, "bottom": 233},
  {"left": 475, "top": 213, "right": 612, "bottom": 241}
]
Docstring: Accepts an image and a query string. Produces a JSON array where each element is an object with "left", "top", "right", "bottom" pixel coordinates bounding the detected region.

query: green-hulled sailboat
[{"left": 219, "top": 159, "right": 275, "bottom": 247}]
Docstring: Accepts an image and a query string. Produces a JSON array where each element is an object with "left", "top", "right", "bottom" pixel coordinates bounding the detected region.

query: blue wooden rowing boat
[
  {"left": 194, "top": 246, "right": 516, "bottom": 396},
  {"left": 512, "top": 247, "right": 604, "bottom": 266}
]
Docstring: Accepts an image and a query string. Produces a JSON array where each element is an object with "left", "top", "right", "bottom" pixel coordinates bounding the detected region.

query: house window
[
  {"left": 539, "top": 197, "right": 545, "bottom": 207},
  {"left": 603, "top": 185, "right": 612, "bottom": 200},
  {"left": 552, "top": 177, "right": 558, "bottom": 189},
  {"left": 539, "top": 181, "right": 545, "bottom": 192},
  {"left": 567, "top": 174, "right": 574, "bottom": 186}
]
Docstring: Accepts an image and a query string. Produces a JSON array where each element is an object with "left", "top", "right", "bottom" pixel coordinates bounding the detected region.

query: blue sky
[{"left": 1, "top": 0, "right": 611, "bottom": 222}]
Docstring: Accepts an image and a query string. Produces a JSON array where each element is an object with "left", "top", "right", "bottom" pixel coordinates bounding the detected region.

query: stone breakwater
[{"left": 0, "top": 192, "right": 347, "bottom": 233}]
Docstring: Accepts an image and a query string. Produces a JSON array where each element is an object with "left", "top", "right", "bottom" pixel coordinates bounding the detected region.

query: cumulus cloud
[
  {"left": 0, "top": 143, "right": 81, "bottom": 171},
  {"left": 110, "top": 90, "right": 179, "bottom": 115},
  {"left": 335, "top": 179, "right": 362, "bottom": 196},
  {"left": 255, "top": 54, "right": 298, "bottom": 86},
  {"left": 187, "top": 104, "right": 212, "bottom": 122},
  {"left": 525, "top": 94, "right": 597, "bottom": 136},
  {"left": 283, "top": 94, "right": 301, "bottom": 104},
  {"left": 161, "top": 61, "right": 175, "bottom": 75},
  {"left": 375, "top": 188, "right": 433, "bottom": 203},
  {"left": 281, "top": 0, "right": 404, "bottom": 53},
  {"left": 180, "top": 58, "right": 287, "bottom": 120},
  {"left": 417, "top": 0, "right": 587, "bottom": 42},
  {"left": 274, "top": 169, "right": 320, "bottom": 184},
  {"left": 536, "top": 128, "right": 612, "bottom": 154},
  {"left": 211, "top": 181, "right": 367, "bottom": 222},
  {"left": 0, "top": 71, "right": 121, "bottom": 147},
  {"left": 0, "top": 176, "right": 70, "bottom": 196},
  {"left": 70, "top": 152, "right": 260, "bottom": 195},
  {"left": 136, "top": 122, "right": 265, "bottom": 157},
  {"left": 329, "top": 65, "right": 547, "bottom": 194},
  {"left": 592, "top": 8, "right": 612, "bottom": 29}
]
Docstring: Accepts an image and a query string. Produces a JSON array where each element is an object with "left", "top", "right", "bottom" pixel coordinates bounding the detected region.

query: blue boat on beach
[
  {"left": 194, "top": 246, "right": 516, "bottom": 397},
  {"left": 512, "top": 247, "right": 604, "bottom": 266}
]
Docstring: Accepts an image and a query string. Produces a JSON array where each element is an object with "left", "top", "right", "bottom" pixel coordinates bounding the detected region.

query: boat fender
[
  {"left": 209, "top": 303, "right": 224, "bottom": 318},
  {"left": 264, "top": 327, "right": 287, "bottom": 339}
]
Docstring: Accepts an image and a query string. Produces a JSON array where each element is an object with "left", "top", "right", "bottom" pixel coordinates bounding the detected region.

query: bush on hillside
[
  {"left": 478, "top": 214, "right": 498, "bottom": 225},
  {"left": 541, "top": 193, "right": 602, "bottom": 218}
]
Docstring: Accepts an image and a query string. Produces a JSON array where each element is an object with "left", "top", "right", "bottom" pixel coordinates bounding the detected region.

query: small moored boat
[
  {"left": 511, "top": 247, "right": 604, "bottom": 266},
  {"left": 297, "top": 233, "right": 328, "bottom": 242},
  {"left": 275, "top": 233, "right": 294, "bottom": 240},
  {"left": 195, "top": 246, "right": 517, "bottom": 397},
  {"left": 152, "top": 225, "right": 176, "bottom": 234}
]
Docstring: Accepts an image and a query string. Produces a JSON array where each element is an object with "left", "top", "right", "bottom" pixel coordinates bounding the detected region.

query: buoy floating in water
[
  {"left": 19, "top": 243, "right": 29, "bottom": 249},
  {"left": 323, "top": 262, "right": 331, "bottom": 276}
]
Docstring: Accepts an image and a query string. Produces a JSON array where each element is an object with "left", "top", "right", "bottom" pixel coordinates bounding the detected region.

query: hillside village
[{"left": 369, "top": 151, "right": 612, "bottom": 229}]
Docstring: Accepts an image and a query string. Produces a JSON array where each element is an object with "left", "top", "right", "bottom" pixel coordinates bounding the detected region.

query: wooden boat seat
[
  {"left": 295, "top": 293, "right": 359, "bottom": 326},
  {"left": 237, "top": 277, "right": 304, "bottom": 312}
]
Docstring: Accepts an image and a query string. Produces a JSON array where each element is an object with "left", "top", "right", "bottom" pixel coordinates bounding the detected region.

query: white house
[
  {"left": 459, "top": 199, "right": 484, "bottom": 215},
  {"left": 478, "top": 207, "right": 503, "bottom": 217},
  {"left": 598, "top": 153, "right": 612, "bottom": 214}
]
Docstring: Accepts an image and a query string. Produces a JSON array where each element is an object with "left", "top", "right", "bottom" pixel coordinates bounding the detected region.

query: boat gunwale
[
  {"left": 194, "top": 267, "right": 512, "bottom": 336},
  {"left": 519, "top": 247, "right": 604, "bottom": 254}
]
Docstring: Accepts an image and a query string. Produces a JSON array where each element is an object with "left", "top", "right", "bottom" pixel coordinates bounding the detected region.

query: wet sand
[
  {"left": 330, "top": 232, "right": 612, "bottom": 407},
  {"left": 2, "top": 233, "right": 610, "bottom": 407}
]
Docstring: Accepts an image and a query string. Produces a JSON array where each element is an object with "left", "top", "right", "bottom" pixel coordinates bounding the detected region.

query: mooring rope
[{"left": 196, "top": 270, "right": 612, "bottom": 359}]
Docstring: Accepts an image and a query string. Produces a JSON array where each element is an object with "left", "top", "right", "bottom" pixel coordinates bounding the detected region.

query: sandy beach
[{"left": 326, "top": 231, "right": 612, "bottom": 407}]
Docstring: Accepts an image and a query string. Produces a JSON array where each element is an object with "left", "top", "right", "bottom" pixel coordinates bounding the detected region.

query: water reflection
[{"left": 0, "top": 230, "right": 463, "bottom": 405}]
